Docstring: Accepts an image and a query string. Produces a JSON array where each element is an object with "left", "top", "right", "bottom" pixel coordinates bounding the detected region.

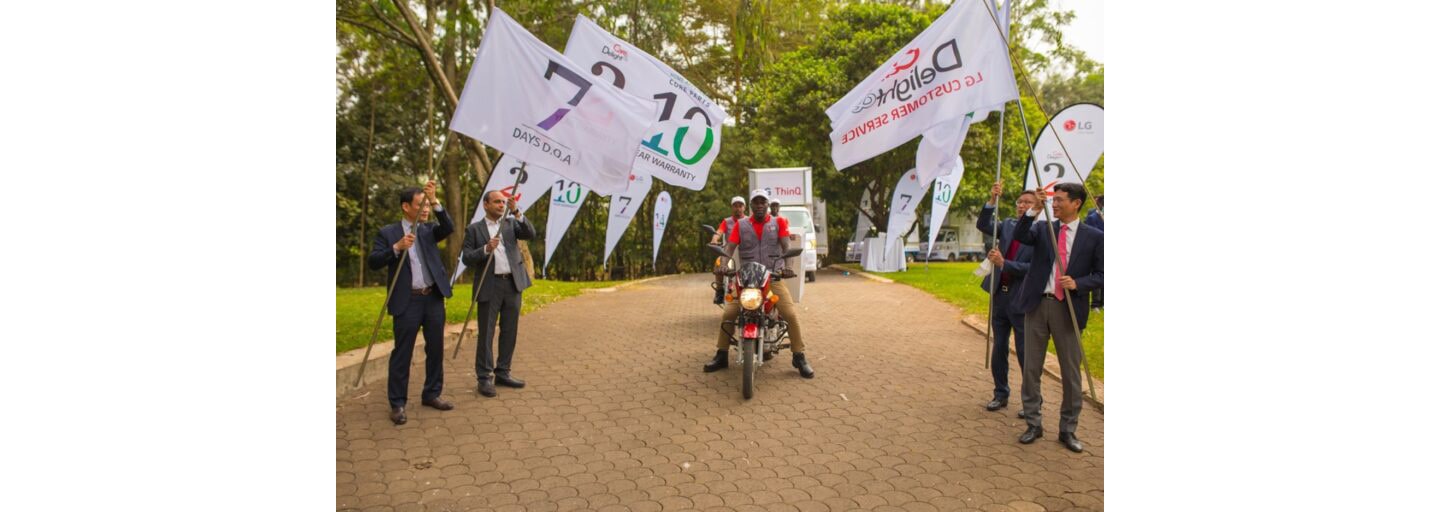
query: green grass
[
  {"left": 868, "top": 261, "right": 1104, "bottom": 380},
  {"left": 336, "top": 279, "right": 621, "bottom": 354}
]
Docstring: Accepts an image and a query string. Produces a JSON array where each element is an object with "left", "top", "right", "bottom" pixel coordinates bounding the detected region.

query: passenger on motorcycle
[
  {"left": 710, "top": 196, "right": 748, "bottom": 304},
  {"left": 703, "top": 190, "right": 815, "bottom": 378}
]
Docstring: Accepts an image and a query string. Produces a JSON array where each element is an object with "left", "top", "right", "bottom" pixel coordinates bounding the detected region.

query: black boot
[
  {"left": 703, "top": 350, "right": 728, "bottom": 372},
  {"left": 793, "top": 353, "right": 815, "bottom": 379}
]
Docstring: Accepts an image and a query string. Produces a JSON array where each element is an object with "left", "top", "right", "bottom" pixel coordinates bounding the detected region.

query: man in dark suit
[
  {"left": 367, "top": 181, "right": 456, "bottom": 425},
  {"left": 1083, "top": 194, "right": 1104, "bottom": 310},
  {"left": 975, "top": 182, "right": 1037, "bottom": 416},
  {"left": 461, "top": 190, "right": 536, "bottom": 398},
  {"left": 1084, "top": 194, "right": 1104, "bottom": 232},
  {"left": 1011, "top": 182, "right": 1103, "bottom": 453}
]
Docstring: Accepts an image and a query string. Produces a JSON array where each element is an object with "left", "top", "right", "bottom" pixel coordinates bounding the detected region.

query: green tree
[
  {"left": 743, "top": 1, "right": 1098, "bottom": 258},
  {"left": 335, "top": 0, "right": 1102, "bottom": 283}
]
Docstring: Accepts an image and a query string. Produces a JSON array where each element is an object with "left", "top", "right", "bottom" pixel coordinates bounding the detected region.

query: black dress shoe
[
  {"left": 793, "top": 353, "right": 815, "bottom": 379},
  {"left": 985, "top": 399, "right": 1007, "bottom": 411},
  {"left": 1018, "top": 425, "right": 1043, "bottom": 444},
  {"left": 495, "top": 374, "right": 526, "bottom": 388},
  {"left": 703, "top": 350, "right": 729, "bottom": 372},
  {"left": 1059, "top": 432, "right": 1084, "bottom": 453},
  {"left": 477, "top": 378, "right": 497, "bottom": 397},
  {"left": 421, "top": 397, "right": 454, "bottom": 410},
  {"left": 390, "top": 406, "right": 407, "bottom": 425}
]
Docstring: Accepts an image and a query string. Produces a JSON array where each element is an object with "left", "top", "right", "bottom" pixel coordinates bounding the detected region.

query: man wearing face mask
[{"left": 975, "top": 181, "right": 1037, "bottom": 416}]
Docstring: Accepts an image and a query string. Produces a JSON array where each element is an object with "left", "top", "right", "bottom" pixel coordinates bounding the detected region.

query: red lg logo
[{"left": 1064, "top": 120, "right": 1077, "bottom": 131}]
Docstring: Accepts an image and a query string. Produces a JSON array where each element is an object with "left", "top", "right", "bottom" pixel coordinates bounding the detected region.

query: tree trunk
[
  {"left": 437, "top": 0, "right": 464, "bottom": 273},
  {"left": 391, "top": 0, "right": 494, "bottom": 178},
  {"left": 358, "top": 91, "right": 377, "bottom": 287}
]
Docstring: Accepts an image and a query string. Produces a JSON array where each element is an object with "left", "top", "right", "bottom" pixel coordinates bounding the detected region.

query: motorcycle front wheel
[{"left": 742, "top": 337, "right": 757, "bottom": 400}]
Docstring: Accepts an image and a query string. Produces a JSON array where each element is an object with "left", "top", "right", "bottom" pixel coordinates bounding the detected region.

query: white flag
[
  {"left": 884, "top": 168, "right": 930, "bottom": 253},
  {"left": 480, "top": 155, "right": 557, "bottom": 218},
  {"left": 914, "top": 112, "right": 975, "bottom": 186},
  {"left": 826, "top": 0, "right": 1018, "bottom": 171},
  {"left": 601, "top": 173, "right": 653, "bottom": 267},
  {"left": 926, "top": 157, "right": 965, "bottom": 259},
  {"left": 564, "top": 16, "right": 728, "bottom": 190},
  {"left": 449, "top": 156, "right": 557, "bottom": 285},
  {"left": 652, "top": 191, "right": 672, "bottom": 268},
  {"left": 543, "top": 178, "right": 589, "bottom": 273},
  {"left": 449, "top": 8, "right": 658, "bottom": 196},
  {"left": 1023, "top": 104, "right": 1104, "bottom": 217},
  {"left": 853, "top": 182, "right": 877, "bottom": 245}
]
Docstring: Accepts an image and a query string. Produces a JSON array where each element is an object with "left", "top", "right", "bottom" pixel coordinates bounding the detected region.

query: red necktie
[
  {"left": 1055, "top": 225, "right": 1069, "bottom": 301},
  {"left": 1000, "top": 239, "right": 1021, "bottom": 287}
]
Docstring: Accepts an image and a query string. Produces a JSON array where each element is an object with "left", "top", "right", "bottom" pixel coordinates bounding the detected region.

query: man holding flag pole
[
  {"left": 367, "top": 181, "right": 456, "bottom": 426},
  {"left": 822, "top": 0, "right": 1106, "bottom": 452},
  {"left": 976, "top": 180, "right": 1036, "bottom": 415},
  {"left": 981, "top": 0, "right": 1105, "bottom": 452},
  {"left": 954, "top": 0, "right": 1111, "bottom": 455},
  {"left": 461, "top": 189, "right": 535, "bottom": 398},
  {"left": 442, "top": 7, "right": 661, "bottom": 396},
  {"left": 1011, "top": 182, "right": 1103, "bottom": 452}
]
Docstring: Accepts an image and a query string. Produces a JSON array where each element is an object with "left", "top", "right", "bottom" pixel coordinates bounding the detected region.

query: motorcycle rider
[
  {"left": 703, "top": 190, "right": 815, "bottom": 378},
  {"left": 710, "top": 196, "right": 748, "bottom": 304}
]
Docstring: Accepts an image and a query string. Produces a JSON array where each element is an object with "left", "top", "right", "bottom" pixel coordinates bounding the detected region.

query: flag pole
[
  {"left": 353, "top": 230, "right": 418, "bottom": 388},
  {"left": 984, "top": 0, "right": 1101, "bottom": 220},
  {"left": 982, "top": 0, "right": 1010, "bottom": 371},
  {"left": 984, "top": 104, "right": 1007, "bottom": 370},
  {"left": 354, "top": 133, "right": 452, "bottom": 388},
  {"left": 985, "top": 0, "right": 1098, "bottom": 401},
  {"left": 453, "top": 161, "right": 528, "bottom": 359}
]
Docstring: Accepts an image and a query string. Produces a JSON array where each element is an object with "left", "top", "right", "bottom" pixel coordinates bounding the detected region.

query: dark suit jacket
[
  {"left": 461, "top": 215, "right": 536, "bottom": 303},
  {"left": 1011, "top": 213, "right": 1103, "bottom": 330},
  {"left": 976, "top": 205, "right": 1034, "bottom": 303},
  {"left": 1085, "top": 209, "right": 1104, "bottom": 232},
  {"left": 368, "top": 207, "right": 455, "bottom": 316}
]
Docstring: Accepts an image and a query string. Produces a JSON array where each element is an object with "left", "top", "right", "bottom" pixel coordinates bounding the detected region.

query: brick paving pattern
[{"left": 337, "top": 269, "right": 1103, "bottom": 511}]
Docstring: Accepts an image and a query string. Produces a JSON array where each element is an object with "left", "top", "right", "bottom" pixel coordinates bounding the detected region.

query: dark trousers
[
  {"left": 989, "top": 288, "right": 1026, "bottom": 401},
  {"left": 388, "top": 292, "right": 445, "bottom": 408},
  {"left": 1091, "top": 286, "right": 1104, "bottom": 308},
  {"left": 1021, "top": 296, "right": 1086, "bottom": 433},
  {"left": 475, "top": 276, "right": 522, "bottom": 380}
]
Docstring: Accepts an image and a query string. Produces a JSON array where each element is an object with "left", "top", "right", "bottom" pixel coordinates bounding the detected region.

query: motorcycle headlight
[{"left": 740, "top": 288, "right": 764, "bottom": 310}]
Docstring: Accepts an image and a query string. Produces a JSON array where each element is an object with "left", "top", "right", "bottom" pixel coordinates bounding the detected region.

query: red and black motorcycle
[{"left": 708, "top": 243, "right": 803, "bottom": 399}]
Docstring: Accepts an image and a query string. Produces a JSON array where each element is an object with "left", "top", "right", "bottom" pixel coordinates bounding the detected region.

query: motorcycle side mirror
[
  {"left": 782, "top": 247, "right": 804, "bottom": 259},
  {"left": 700, "top": 224, "right": 718, "bottom": 236}
]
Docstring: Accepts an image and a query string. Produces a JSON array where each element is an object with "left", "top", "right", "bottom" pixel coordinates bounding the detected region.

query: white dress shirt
[
  {"left": 483, "top": 213, "right": 524, "bottom": 276},
  {"left": 1026, "top": 208, "right": 1080, "bottom": 296},
  {"left": 398, "top": 203, "right": 443, "bottom": 290}
]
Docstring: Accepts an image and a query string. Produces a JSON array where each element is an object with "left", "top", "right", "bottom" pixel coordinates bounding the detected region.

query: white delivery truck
[
  {"left": 749, "top": 167, "right": 821, "bottom": 282},
  {"left": 916, "top": 220, "right": 986, "bottom": 262}
]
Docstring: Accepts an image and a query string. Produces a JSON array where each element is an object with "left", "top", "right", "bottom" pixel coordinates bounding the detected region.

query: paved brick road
[{"left": 337, "top": 269, "right": 1103, "bottom": 511}]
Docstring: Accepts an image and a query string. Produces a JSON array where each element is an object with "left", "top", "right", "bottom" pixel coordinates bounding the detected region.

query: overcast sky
[{"left": 1056, "top": 0, "right": 1103, "bottom": 64}]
